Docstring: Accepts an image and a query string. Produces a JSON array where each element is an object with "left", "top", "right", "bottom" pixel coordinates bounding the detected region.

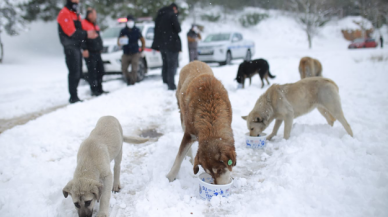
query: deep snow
[{"left": 0, "top": 10, "right": 388, "bottom": 217}]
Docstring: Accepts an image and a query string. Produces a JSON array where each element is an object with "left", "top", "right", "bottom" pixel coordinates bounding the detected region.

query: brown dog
[
  {"left": 298, "top": 57, "right": 322, "bottom": 79},
  {"left": 166, "top": 61, "right": 236, "bottom": 185}
]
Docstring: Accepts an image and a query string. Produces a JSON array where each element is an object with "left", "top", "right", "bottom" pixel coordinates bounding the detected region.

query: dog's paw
[
  {"left": 166, "top": 173, "right": 176, "bottom": 182},
  {"left": 112, "top": 183, "right": 121, "bottom": 193},
  {"left": 266, "top": 134, "right": 274, "bottom": 140}
]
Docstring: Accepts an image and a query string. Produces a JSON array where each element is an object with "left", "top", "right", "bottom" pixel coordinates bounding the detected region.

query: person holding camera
[{"left": 118, "top": 15, "right": 146, "bottom": 85}]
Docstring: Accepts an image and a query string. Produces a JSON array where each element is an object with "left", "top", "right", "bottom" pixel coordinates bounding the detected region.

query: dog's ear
[
  {"left": 193, "top": 154, "right": 200, "bottom": 175},
  {"left": 63, "top": 180, "right": 73, "bottom": 198},
  {"left": 90, "top": 181, "right": 103, "bottom": 202},
  {"left": 91, "top": 181, "right": 103, "bottom": 202},
  {"left": 241, "top": 116, "right": 248, "bottom": 120},
  {"left": 220, "top": 149, "right": 237, "bottom": 170}
]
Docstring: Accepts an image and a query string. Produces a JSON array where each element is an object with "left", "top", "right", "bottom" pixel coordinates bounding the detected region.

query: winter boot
[{"left": 69, "top": 96, "right": 82, "bottom": 104}]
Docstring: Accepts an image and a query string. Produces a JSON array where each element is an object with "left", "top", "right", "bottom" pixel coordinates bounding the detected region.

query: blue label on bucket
[
  {"left": 198, "top": 184, "right": 231, "bottom": 200},
  {"left": 246, "top": 139, "right": 266, "bottom": 148}
]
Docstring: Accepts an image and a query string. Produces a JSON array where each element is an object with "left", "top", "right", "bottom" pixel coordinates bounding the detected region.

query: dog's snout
[{"left": 78, "top": 209, "right": 93, "bottom": 217}]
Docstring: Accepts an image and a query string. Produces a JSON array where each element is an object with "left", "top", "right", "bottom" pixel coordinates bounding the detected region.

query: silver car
[{"left": 197, "top": 32, "right": 255, "bottom": 65}]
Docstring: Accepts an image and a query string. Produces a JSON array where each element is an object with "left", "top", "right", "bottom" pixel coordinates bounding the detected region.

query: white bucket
[
  {"left": 245, "top": 132, "right": 267, "bottom": 148},
  {"left": 198, "top": 173, "right": 233, "bottom": 201},
  {"left": 119, "top": 37, "right": 129, "bottom": 45}
]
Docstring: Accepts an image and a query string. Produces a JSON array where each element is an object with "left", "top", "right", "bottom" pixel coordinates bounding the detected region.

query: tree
[
  {"left": 0, "top": 0, "right": 26, "bottom": 62},
  {"left": 20, "top": 0, "right": 62, "bottom": 22},
  {"left": 83, "top": 0, "right": 185, "bottom": 30},
  {"left": 288, "top": 0, "right": 333, "bottom": 49}
]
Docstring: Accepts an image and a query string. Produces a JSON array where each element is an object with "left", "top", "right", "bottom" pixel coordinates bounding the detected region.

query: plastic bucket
[
  {"left": 198, "top": 173, "right": 233, "bottom": 201},
  {"left": 119, "top": 37, "right": 129, "bottom": 45},
  {"left": 245, "top": 132, "right": 267, "bottom": 148}
]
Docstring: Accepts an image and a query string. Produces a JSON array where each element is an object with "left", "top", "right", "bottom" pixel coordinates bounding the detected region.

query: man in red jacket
[
  {"left": 57, "top": 0, "right": 98, "bottom": 103},
  {"left": 81, "top": 8, "right": 108, "bottom": 96}
]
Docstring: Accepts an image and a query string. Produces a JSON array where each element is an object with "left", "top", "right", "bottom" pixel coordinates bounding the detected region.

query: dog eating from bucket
[{"left": 198, "top": 172, "right": 233, "bottom": 200}]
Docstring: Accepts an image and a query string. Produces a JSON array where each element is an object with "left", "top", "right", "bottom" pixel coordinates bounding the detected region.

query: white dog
[
  {"left": 242, "top": 77, "right": 353, "bottom": 139},
  {"left": 63, "top": 116, "right": 148, "bottom": 217}
]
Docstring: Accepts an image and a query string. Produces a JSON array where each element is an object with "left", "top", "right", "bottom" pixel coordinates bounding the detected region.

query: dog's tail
[
  {"left": 123, "top": 136, "right": 149, "bottom": 144},
  {"left": 268, "top": 71, "right": 276, "bottom": 79}
]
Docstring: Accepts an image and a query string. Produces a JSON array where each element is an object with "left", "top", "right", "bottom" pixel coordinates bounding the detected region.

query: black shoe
[
  {"left": 69, "top": 96, "right": 82, "bottom": 104},
  {"left": 100, "top": 90, "right": 109, "bottom": 94},
  {"left": 168, "top": 87, "right": 176, "bottom": 91},
  {"left": 91, "top": 91, "right": 102, "bottom": 96}
]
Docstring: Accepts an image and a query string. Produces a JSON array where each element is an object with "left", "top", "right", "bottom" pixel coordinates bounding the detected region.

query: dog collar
[{"left": 228, "top": 159, "right": 233, "bottom": 166}]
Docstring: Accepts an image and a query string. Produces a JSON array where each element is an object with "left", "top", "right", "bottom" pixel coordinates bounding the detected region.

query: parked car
[
  {"left": 348, "top": 38, "right": 378, "bottom": 49},
  {"left": 83, "top": 18, "right": 162, "bottom": 81},
  {"left": 197, "top": 32, "right": 255, "bottom": 65}
]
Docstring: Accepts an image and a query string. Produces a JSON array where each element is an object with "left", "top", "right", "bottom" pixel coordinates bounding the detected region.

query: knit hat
[{"left": 127, "top": 15, "right": 135, "bottom": 21}]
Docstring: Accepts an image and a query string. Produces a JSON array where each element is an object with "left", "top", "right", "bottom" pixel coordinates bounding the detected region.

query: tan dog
[
  {"left": 242, "top": 77, "right": 353, "bottom": 140},
  {"left": 299, "top": 57, "right": 322, "bottom": 79},
  {"left": 63, "top": 116, "right": 148, "bottom": 217},
  {"left": 166, "top": 61, "right": 236, "bottom": 185}
]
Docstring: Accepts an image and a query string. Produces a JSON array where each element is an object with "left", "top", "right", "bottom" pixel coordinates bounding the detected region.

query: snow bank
[
  {"left": 336, "top": 16, "right": 374, "bottom": 30},
  {"left": 1, "top": 21, "right": 63, "bottom": 63}
]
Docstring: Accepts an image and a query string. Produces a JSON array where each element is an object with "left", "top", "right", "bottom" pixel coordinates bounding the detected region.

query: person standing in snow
[
  {"left": 81, "top": 8, "right": 108, "bottom": 96},
  {"left": 118, "top": 15, "right": 146, "bottom": 85},
  {"left": 152, "top": 3, "right": 182, "bottom": 91},
  {"left": 380, "top": 35, "right": 384, "bottom": 48},
  {"left": 57, "top": 0, "right": 98, "bottom": 103},
  {"left": 187, "top": 25, "right": 201, "bottom": 62}
]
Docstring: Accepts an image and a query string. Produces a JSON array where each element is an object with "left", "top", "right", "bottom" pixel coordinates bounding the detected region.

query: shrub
[
  {"left": 200, "top": 13, "right": 221, "bottom": 22},
  {"left": 239, "top": 13, "right": 268, "bottom": 27}
]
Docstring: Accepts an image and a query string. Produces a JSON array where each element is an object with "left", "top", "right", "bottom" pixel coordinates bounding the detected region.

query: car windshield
[
  {"left": 353, "top": 38, "right": 364, "bottom": 43},
  {"left": 101, "top": 27, "right": 122, "bottom": 39},
  {"left": 101, "top": 25, "right": 144, "bottom": 39},
  {"left": 203, "top": 33, "right": 231, "bottom": 42}
]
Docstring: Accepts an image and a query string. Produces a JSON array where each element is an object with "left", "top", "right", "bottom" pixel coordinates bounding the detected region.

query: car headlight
[{"left": 112, "top": 45, "right": 122, "bottom": 53}]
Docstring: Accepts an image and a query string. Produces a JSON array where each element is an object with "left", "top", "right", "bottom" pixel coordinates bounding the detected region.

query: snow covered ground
[{"left": 0, "top": 12, "right": 388, "bottom": 217}]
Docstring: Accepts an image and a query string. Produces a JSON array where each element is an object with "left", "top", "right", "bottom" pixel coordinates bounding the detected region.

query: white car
[
  {"left": 197, "top": 32, "right": 255, "bottom": 65},
  {"left": 83, "top": 20, "right": 162, "bottom": 81}
]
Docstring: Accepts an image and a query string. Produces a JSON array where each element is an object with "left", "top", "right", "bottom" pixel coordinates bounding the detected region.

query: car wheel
[
  {"left": 219, "top": 51, "right": 231, "bottom": 66},
  {"left": 137, "top": 58, "right": 146, "bottom": 82},
  {"left": 245, "top": 49, "right": 252, "bottom": 61},
  {"left": 226, "top": 51, "right": 232, "bottom": 65}
]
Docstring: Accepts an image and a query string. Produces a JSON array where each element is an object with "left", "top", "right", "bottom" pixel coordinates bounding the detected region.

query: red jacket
[
  {"left": 57, "top": 6, "right": 86, "bottom": 48},
  {"left": 81, "top": 19, "right": 103, "bottom": 52},
  {"left": 81, "top": 19, "right": 100, "bottom": 32}
]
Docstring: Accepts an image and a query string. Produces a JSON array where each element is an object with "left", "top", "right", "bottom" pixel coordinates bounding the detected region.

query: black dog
[{"left": 235, "top": 59, "right": 275, "bottom": 88}]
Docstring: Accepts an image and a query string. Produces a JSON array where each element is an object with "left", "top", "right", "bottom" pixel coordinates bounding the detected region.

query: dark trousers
[
  {"left": 188, "top": 47, "right": 198, "bottom": 62},
  {"left": 84, "top": 52, "right": 104, "bottom": 93},
  {"left": 64, "top": 47, "right": 82, "bottom": 98},
  {"left": 161, "top": 50, "right": 178, "bottom": 90}
]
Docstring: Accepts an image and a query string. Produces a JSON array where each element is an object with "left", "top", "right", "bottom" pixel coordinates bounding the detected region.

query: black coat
[{"left": 151, "top": 6, "right": 182, "bottom": 52}]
